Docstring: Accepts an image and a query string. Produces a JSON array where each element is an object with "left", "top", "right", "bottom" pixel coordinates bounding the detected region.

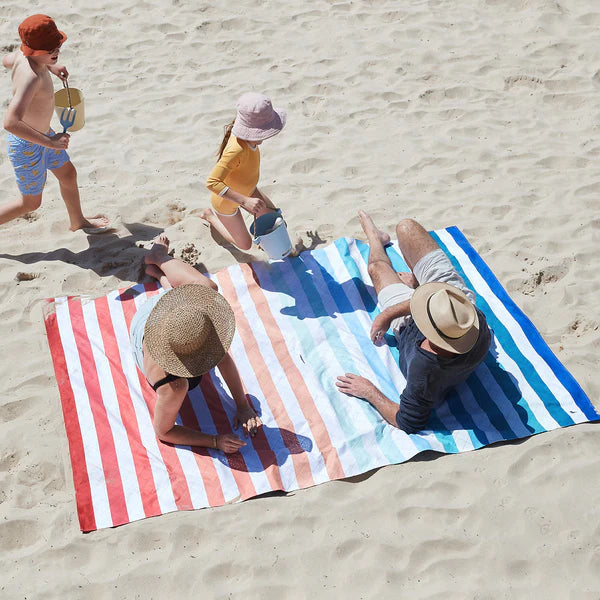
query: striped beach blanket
[{"left": 43, "top": 228, "right": 598, "bottom": 531}]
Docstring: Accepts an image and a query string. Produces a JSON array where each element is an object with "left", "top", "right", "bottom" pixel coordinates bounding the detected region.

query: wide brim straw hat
[
  {"left": 410, "top": 282, "right": 480, "bottom": 355},
  {"left": 231, "top": 92, "right": 287, "bottom": 141},
  {"left": 144, "top": 284, "right": 236, "bottom": 378}
]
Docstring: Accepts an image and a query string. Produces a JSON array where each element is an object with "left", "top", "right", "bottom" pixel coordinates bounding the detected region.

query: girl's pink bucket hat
[{"left": 231, "top": 93, "right": 286, "bottom": 141}]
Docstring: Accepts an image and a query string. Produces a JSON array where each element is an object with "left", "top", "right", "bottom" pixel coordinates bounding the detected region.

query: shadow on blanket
[{"left": 250, "top": 253, "right": 378, "bottom": 320}]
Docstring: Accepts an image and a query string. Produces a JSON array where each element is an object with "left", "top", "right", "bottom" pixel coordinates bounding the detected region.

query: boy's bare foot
[
  {"left": 145, "top": 233, "right": 170, "bottom": 264},
  {"left": 358, "top": 210, "right": 391, "bottom": 246},
  {"left": 71, "top": 215, "right": 111, "bottom": 233}
]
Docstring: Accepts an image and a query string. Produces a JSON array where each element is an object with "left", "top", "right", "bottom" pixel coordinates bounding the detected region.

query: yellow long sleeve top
[{"left": 206, "top": 135, "right": 260, "bottom": 199}]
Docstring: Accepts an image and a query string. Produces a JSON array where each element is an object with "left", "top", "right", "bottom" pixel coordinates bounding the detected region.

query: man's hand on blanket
[
  {"left": 234, "top": 404, "right": 262, "bottom": 438},
  {"left": 336, "top": 373, "right": 378, "bottom": 401},
  {"left": 336, "top": 374, "right": 400, "bottom": 428}
]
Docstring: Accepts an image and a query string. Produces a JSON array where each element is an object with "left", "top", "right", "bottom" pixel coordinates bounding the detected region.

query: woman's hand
[
  {"left": 234, "top": 404, "right": 262, "bottom": 437},
  {"left": 242, "top": 196, "right": 266, "bottom": 215},
  {"left": 215, "top": 433, "right": 246, "bottom": 453}
]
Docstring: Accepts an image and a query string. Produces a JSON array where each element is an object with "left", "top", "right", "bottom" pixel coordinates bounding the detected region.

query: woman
[{"left": 130, "top": 235, "right": 261, "bottom": 453}]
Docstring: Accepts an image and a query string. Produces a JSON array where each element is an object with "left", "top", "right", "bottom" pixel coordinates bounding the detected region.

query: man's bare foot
[
  {"left": 70, "top": 215, "right": 111, "bottom": 233},
  {"left": 358, "top": 210, "right": 391, "bottom": 246},
  {"left": 145, "top": 233, "right": 170, "bottom": 265}
]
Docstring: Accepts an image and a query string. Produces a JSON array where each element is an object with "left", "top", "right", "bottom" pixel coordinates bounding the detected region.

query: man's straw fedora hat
[{"left": 410, "top": 282, "right": 479, "bottom": 354}]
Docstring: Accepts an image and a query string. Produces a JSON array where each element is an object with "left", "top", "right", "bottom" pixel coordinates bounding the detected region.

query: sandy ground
[{"left": 0, "top": 1, "right": 599, "bottom": 598}]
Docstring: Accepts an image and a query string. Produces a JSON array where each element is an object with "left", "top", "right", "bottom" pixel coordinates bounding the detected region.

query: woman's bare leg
[{"left": 144, "top": 234, "right": 217, "bottom": 290}]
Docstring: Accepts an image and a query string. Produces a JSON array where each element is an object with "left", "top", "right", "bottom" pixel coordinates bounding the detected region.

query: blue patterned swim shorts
[{"left": 6, "top": 130, "right": 70, "bottom": 195}]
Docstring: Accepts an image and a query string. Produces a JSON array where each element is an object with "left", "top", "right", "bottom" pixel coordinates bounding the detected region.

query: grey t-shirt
[{"left": 395, "top": 307, "right": 491, "bottom": 433}]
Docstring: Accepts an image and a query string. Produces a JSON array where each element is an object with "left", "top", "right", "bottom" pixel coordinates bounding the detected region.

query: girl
[{"left": 201, "top": 92, "right": 286, "bottom": 250}]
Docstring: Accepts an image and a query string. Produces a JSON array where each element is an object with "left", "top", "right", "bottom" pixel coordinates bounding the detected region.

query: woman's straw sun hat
[
  {"left": 410, "top": 282, "right": 480, "bottom": 354},
  {"left": 231, "top": 92, "right": 286, "bottom": 141},
  {"left": 144, "top": 284, "right": 236, "bottom": 377}
]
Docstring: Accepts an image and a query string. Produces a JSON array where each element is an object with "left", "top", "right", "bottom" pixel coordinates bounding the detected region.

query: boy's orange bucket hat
[{"left": 18, "top": 15, "right": 67, "bottom": 57}]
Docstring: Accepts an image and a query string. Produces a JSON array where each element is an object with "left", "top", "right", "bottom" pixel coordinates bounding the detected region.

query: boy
[{"left": 2, "top": 14, "right": 109, "bottom": 233}]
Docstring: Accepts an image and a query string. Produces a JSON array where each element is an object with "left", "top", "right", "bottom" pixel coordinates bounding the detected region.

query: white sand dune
[{"left": 0, "top": 1, "right": 598, "bottom": 598}]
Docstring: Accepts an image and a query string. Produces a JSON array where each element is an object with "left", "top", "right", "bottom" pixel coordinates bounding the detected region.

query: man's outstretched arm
[{"left": 336, "top": 373, "right": 399, "bottom": 427}]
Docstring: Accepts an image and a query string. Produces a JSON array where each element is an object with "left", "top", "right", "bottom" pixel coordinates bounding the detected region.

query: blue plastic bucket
[{"left": 250, "top": 209, "right": 293, "bottom": 260}]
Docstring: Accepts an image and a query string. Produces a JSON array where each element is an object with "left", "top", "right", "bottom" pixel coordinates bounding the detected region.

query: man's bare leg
[
  {"left": 358, "top": 210, "right": 402, "bottom": 295},
  {"left": 144, "top": 234, "right": 217, "bottom": 290},
  {"left": 0, "top": 193, "right": 42, "bottom": 225},
  {"left": 51, "top": 162, "right": 109, "bottom": 232},
  {"left": 394, "top": 218, "right": 439, "bottom": 273}
]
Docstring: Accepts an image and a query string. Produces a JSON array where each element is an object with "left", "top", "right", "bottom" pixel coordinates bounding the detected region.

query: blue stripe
[
  {"left": 428, "top": 231, "right": 559, "bottom": 430},
  {"left": 443, "top": 226, "right": 598, "bottom": 422},
  {"left": 431, "top": 230, "right": 578, "bottom": 429}
]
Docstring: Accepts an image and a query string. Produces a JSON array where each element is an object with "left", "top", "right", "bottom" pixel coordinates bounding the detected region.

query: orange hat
[{"left": 18, "top": 15, "right": 67, "bottom": 57}]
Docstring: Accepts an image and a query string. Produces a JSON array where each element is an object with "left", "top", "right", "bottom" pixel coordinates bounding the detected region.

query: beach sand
[{"left": 0, "top": 1, "right": 598, "bottom": 598}]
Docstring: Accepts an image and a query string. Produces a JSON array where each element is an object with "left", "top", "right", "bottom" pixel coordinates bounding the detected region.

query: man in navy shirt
[{"left": 336, "top": 211, "right": 491, "bottom": 434}]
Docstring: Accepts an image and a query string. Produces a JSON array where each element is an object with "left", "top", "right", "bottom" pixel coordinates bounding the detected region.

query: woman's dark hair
[{"left": 217, "top": 119, "right": 236, "bottom": 158}]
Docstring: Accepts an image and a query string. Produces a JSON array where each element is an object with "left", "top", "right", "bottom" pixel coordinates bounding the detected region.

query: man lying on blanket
[{"left": 336, "top": 212, "right": 492, "bottom": 434}]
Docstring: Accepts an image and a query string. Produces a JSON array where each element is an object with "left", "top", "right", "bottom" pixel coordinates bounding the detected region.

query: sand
[{"left": 1, "top": 0, "right": 599, "bottom": 598}]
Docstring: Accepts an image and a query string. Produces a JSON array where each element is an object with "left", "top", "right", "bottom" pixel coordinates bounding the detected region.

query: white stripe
[
  {"left": 437, "top": 230, "right": 585, "bottom": 424},
  {"left": 81, "top": 297, "right": 144, "bottom": 522},
  {"left": 54, "top": 296, "right": 113, "bottom": 529}
]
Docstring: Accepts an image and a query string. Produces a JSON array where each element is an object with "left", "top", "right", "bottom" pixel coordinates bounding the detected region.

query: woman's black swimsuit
[{"left": 150, "top": 373, "right": 203, "bottom": 392}]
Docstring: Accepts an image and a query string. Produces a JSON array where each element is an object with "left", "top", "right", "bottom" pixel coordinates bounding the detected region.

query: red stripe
[
  {"left": 119, "top": 286, "right": 195, "bottom": 511},
  {"left": 44, "top": 301, "right": 97, "bottom": 532},
  {"left": 68, "top": 299, "right": 129, "bottom": 527},
  {"left": 219, "top": 269, "right": 316, "bottom": 488},
  {"left": 237, "top": 264, "right": 346, "bottom": 481},
  {"left": 94, "top": 296, "right": 162, "bottom": 518}
]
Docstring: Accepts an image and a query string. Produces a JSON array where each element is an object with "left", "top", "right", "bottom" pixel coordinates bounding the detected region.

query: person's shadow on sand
[{"left": 0, "top": 222, "right": 175, "bottom": 282}]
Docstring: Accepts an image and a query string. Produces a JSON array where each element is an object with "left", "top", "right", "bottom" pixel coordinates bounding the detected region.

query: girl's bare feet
[{"left": 358, "top": 209, "right": 391, "bottom": 246}]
